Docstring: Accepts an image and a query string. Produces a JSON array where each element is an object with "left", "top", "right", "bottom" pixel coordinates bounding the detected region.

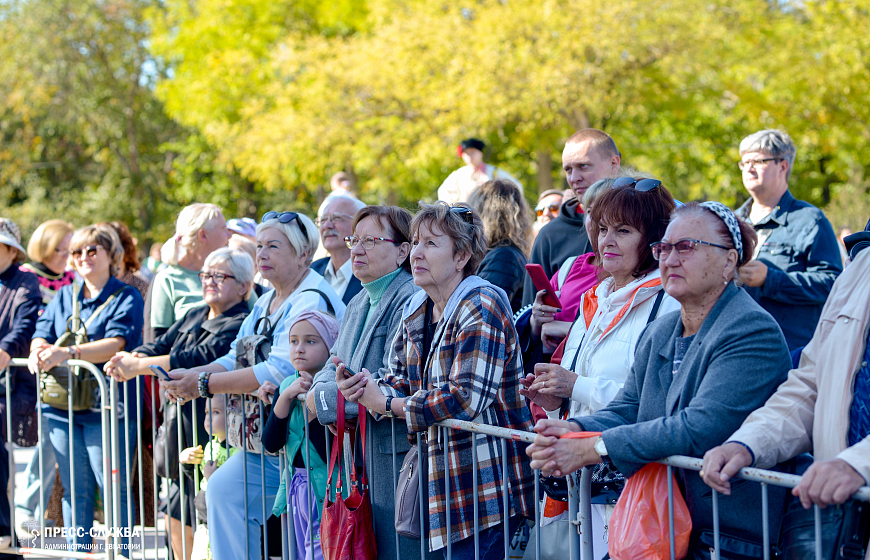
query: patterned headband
[{"left": 699, "top": 201, "right": 743, "bottom": 260}]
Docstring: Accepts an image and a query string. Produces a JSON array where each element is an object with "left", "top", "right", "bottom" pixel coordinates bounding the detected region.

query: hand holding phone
[
  {"left": 149, "top": 365, "right": 173, "bottom": 382},
  {"left": 525, "top": 264, "right": 561, "bottom": 308}
]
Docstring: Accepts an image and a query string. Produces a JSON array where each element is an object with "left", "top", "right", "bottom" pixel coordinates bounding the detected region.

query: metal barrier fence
[{"left": 3, "top": 357, "right": 868, "bottom": 560}]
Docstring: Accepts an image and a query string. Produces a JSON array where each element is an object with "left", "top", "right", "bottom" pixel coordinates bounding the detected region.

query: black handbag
[
  {"left": 689, "top": 529, "right": 781, "bottom": 560},
  {"left": 779, "top": 496, "right": 869, "bottom": 560},
  {"left": 154, "top": 400, "right": 180, "bottom": 479}
]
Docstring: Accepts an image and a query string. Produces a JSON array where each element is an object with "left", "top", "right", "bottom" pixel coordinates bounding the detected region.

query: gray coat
[
  {"left": 310, "top": 268, "right": 424, "bottom": 560},
  {"left": 577, "top": 283, "right": 792, "bottom": 545}
]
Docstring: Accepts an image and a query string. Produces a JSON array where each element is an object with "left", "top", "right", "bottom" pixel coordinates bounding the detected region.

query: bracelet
[
  {"left": 197, "top": 371, "right": 213, "bottom": 399},
  {"left": 384, "top": 396, "right": 394, "bottom": 418},
  {"left": 67, "top": 346, "right": 80, "bottom": 360}
]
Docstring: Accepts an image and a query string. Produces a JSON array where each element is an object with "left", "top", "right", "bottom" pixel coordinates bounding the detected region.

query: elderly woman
[
  {"left": 28, "top": 224, "right": 144, "bottom": 554},
  {"left": 300, "top": 205, "right": 419, "bottom": 560},
  {"left": 467, "top": 179, "right": 532, "bottom": 313},
  {"left": 148, "top": 203, "right": 230, "bottom": 342},
  {"left": 336, "top": 202, "right": 534, "bottom": 560},
  {"left": 163, "top": 211, "right": 344, "bottom": 560},
  {"left": 0, "top": 219, "right": 42, "bottom": 545},
  {"left": 104, "top": 247, "right": 253, "bottom": 559},
  {"left": 527, "top": 202, "right": 793, "bottom": 558}
]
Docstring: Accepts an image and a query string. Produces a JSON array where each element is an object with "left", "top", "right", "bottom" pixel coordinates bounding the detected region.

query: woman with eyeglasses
[
  {"left": 303, "top": 205, "right": 420, "bottom": 560},
  {"left": 467, "top": 179, "right": 532, "bottom": 313},
  {"left": 103, "top": 247, "right": 253, "bottom": 559},
  {"left": 520, "top": 178, "right": 680, "bottom": 558},
  {"left": 27, "top": 223, "right": 144, "bottom": 555},
  {"left": 163, "top": 211, "right": 345, "bottom": 560},
  {"left": 336, "top": 202, "right": 534, "bottom": 560},
  {"left": 528, "top": 202, "right": 794, "bottom": 558}
]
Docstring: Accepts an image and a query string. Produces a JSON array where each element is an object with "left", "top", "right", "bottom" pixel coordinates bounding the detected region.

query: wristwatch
[
  {"left": 197, "top": 371, "right": 214, "bottom": 399},
  {"left": 593, "top": 436, "right": 608, "bottom": 458},
  {"left": 384, "top": 396, "right": 395, "bottom": 418}
]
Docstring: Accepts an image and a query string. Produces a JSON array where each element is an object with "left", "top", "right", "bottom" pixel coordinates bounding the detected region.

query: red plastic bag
[{"left": 609, "top": 463, "right": 692, "bottom": 560}]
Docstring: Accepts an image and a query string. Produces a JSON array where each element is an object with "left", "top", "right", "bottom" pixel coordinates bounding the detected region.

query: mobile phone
[
  {"left": 337, "top": 363, "right": 358, "bottom": 378},
  {"left": 525, "top": 264, "right": 561, "bottom": 309},
  {"left": 149, "top": 365, "right": 173, "bottom": 382}
]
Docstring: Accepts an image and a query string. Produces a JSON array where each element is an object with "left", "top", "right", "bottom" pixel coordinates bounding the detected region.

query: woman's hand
[
  {"left": 334, "top": 357, "right": 383, "bottom": 410},
  {"left": 257, "top": 381, "right": 278, "bottom": 404},
  {"left": 540, "top": 321, "right": 571, "bottom": 352},
  {"left": 103, "top": 352, "right": 142, "bottom": 382},
  {"left": 180, "top": 445, "right": 203, "bottom": 465},
  {"left": 519, "top": 373, "right": 564, "bottom": 412},
  {"left": 35, "top": 346, "right": 71, "bottom": 372},
  {"left": 530, "top": 290, "right": 561, "bottom": 339},
  {"left": 164, "top": 369, "right": 200, "bottom": 403},
  {"left": 529, "top": 363, "right": 578, "bottom": 400},
  {"left": 527, "top": 419, "right": 601, "bottom": 476}
]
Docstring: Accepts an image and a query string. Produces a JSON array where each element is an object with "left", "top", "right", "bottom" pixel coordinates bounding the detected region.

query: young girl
[{"left": 259, "top": 310, "right": 339, "bottom": 560}]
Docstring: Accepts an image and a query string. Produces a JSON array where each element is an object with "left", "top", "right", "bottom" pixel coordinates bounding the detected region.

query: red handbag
[{"left": 319, "top": 390, "right": 378, "bottom": 560}]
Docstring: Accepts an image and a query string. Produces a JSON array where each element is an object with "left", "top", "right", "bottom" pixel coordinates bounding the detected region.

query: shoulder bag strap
[
  {"left": 327, "top": 388, "right": 347, "bottom": 496},
  {"left": 557, "top": 256, "right": 579, "bottom": 290},
  {"left": 646, "top": 290, "right": 665, "bottom": 326},
  {"left": 254, "top": 291, "right": 279, "bottom": 338},
  {"left": 83, "top": 286, "right": 127, "bottom": 331},
  {"left": 300, "top": 288, "right": 336, "bottom": 316}
]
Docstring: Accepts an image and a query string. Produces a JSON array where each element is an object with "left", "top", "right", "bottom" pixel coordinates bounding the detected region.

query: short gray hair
[
  {"left": 256, "top": 213, "right": 319, "bottom": 266},
  {"left": 203, "top": 247, "right": 255, "bottom": 300},
  {"left": 739, "top": 129, "right": 796, "bottom": 181},
  {"left": 324, "top": 195, "right": 366, "bottom": 214}
]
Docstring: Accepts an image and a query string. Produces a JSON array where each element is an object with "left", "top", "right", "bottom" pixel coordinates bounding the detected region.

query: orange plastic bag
[{"left": 609, "top": 463, "right": 692, "bottom": 560}]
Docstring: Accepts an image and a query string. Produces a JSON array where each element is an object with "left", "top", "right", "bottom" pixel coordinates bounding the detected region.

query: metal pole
[
  {"left": 501, "top": 438, "right": 509, "bottom": 560},
  {"left": 667, "top": 465, "right": 676, "bottom": 560},
  {"left": 418, "top": 432, "right": 425, "bottom": 560},
  {"left": 533, "top": 469, "right": 540, "bottom": 560},
  {"left": 711, "top": 490, "right": 720, "bottom": 560},
  {"left": 4, "top": 366, "right": 15, "bottom": 550},
  {"left": 472, "top": 434, "right": 479, "bottom": 560},
  {"left": 813, "top": 505, "right": 822, "bottom": 560},
  {"left": 67, "top": 365, "right": 77, "bottom": 552},
  {"left": 761, "top": 482, "right": 770, "bottom": 560},
  {"left": 37, "top": 385, "right": 46, "bottom": 550},
  {"left": 303, "top": 400, "right": 313, "bottom": 558},
  {"left": 136, "top": 377, "right": 145, "bottom": 557},
  {"left": 110, "top": 377, "right": 122, "bottom": 555},
  {"left": 241, "top": 396, "right": 249, "bottom": 557},
  {"left": 176, "top": 399, "right": 187, "bottom": 560},
  {"left": 391, "top": 417, "right": 400, "bottom": 560},
  {"left": 576, "top": 468, "right": 592, "bottom": 560},
  {"left": 444, "top": 426, "right": 451, "bottom": 560}
]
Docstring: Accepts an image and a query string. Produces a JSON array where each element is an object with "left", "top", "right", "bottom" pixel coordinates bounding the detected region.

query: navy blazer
[
  {"left": 311, "top": 256, "right": 362, "bottom": 305},
  {"left": 576, "top": 283, "right": 792, "bottom": 544}
]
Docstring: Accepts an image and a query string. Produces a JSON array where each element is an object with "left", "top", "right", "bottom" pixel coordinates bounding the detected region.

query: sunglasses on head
[
  {"left": 261, "top": 211, "right": 308, "bottom": 237},
  {"left": 450, "top": 206, "right": 474, "bottom": 224},
  {"left": 69, "top": 245, "right": 100, "bottom": 259},
  {"left": 612, "top": 177, "right": 662, "bottom": 192}
]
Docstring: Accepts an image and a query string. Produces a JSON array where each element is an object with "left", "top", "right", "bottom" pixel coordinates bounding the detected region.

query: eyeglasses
[
  {"left": 69, "top": 245, "right": 100, "bottom": 259},
  {"left": 344, "top": 235, "right": 399, "bottom": 250},
  {"left": 450, "top": 206, "right": 474, "bottom": 224},
  {"left": 199, "top": 272, "right": 236, "bottom": 285},
  {"left": 261, "top": 211, "right": 308, "bottom": 237},
  {"left": 612, "top": 177, "right": 662, "bottom": 192},
  {"left": 738, "top": 157, "right": 783, "bottom": 170},
  {"left": 314, "top": 213, "right": 353, "bottom": 227},
  {"left": 535, "top": 203, "right": 560, "bottom": 217},
  {"left": 650, "top": 238, "right": 731, "bottom": 261}
]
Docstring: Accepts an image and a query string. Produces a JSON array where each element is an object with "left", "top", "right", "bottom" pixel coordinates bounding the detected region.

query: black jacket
[
  {"left": 521, "top": 197, "right": 593, "bottom": 306},
  {"left": 134, "top": 301, "right": 249, "bottom": 370},
  {"left": 311, "top": 257, "right": 362, "bottom": 304},
  {"left": 476, "top": 244, "right": 527, "bottom": 313}
]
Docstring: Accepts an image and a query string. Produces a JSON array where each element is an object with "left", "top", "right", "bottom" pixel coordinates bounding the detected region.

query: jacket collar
[
  {"left": 658, "top": 281, "right": 739, "bottom": 361},
  {"left": 736, "top": 189, "right": 795, "bottom": 227},
  {"left": 351, "top": 269, "right": 416, "bottom": 370},
  {"left": 194, "top": 300, "right": 250, "bottom": 334},
  {"left": 78, "top": 275, "right": 125, "bottom": 305}
]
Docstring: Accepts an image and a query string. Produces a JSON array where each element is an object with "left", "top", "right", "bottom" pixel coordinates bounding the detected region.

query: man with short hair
[
  {"left": 437, "top": 137, "right": 523, "bottom": 203},
  {"left": 521, "top": 129, "right": 621, "bottom": 306},
  {"left": 311, "top": 195, "right": 366, "bottom": 304},
  {"left": 734, "top": 129, "right": 842, "bottom": 350}
]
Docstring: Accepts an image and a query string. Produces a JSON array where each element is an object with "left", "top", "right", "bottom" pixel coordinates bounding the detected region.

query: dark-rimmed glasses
[
  {"left": 261, "top": 211, "right": 308, "bottom": 237},
  {"left": 450, "top": 206, "right": 474, "bottom": 224},
  {"left": 535, "top": 203, "right": 560, "bottom": 217},
  {"left": 199, "top": 272, "right": 236, "bottom": 285},
  {"left": 69, "top": 245, "right": 100, "bottom": 259},
  {"left": 612, "top": 177, "right": 662, "bottom": 192},
  {"left": 650, "top": 238, "right": 730, "bottom": 261},
  {"left": 737, "top": 157, "right": 783, "bottom": 171},
  {"left": 344, "top": 235, "right": 398, "bottom": 250}
]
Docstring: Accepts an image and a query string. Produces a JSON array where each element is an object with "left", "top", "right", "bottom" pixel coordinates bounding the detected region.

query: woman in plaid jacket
[{"left": 336, "top": 202, "right": 535, "bottom": 559}]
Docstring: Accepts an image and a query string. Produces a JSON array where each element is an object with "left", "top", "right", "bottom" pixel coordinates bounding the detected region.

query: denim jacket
[{"left": 736, "top": 190, "right": 842, "bottom": 350}]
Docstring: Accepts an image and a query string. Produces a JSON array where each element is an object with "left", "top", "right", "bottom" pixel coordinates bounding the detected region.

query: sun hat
[{"left": 0, "top": 219, "right": 28, "bottom": 262}]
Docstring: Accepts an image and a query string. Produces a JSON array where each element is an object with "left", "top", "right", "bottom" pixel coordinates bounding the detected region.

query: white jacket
[
  {"left": 437, "top": 164, "right": 523, "bottom": 203},
  {"left": 547, "top": 269, "right": 680, "bottom": 420}
]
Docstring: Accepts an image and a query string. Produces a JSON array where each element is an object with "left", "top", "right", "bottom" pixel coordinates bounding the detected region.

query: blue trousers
[
  {"left": 47, "top": 411, "right": 136, "bottom": 553},
  {"left": 15, "top": 414, "right": 55, "bottom": 520},
  {"left": 206, "top": 451, "right": 281, "bottom": 560}
]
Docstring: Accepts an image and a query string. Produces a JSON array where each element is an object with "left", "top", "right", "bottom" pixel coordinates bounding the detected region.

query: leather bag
[
  {"left": 154, "top": 400, "right": 181, "bottom": 479},
  {"left": 319, "top": 390, "right": 377, "bottom": 560},
  {"left": 777, "top": 496, "right": 868, "bottom": 560},
  {"left": 394, "top": 443, "right": 422, "bottom": 538}
]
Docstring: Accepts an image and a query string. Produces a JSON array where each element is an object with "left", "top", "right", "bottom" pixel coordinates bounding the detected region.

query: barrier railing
[{"left": 5, "top": 356, "right": 867, "bottom": 560}]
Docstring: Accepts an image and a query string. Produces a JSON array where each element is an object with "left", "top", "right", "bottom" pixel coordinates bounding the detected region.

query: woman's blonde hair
[
  {"left": 68, "top": 224, "right": 124, "bottom": 277},
  {"left": 27, "top": 220, "right": 74, "bottom": 264},
  {"left": 162, "top": 203, "right": 225, "bottom": 266},
  {"left": 467, "top": 179, "right": 532, "bottom": 256}
]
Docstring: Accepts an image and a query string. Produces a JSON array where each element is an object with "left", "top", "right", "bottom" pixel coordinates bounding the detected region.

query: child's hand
[
  {"left": 179, "top": 445, "right": 203, "bottom": 465},
  {"left": 257, "top": 381, "right": 278, "bottom": 404},
  {"left": 202, "top": 460, "right": 218, "bottom": 480}
]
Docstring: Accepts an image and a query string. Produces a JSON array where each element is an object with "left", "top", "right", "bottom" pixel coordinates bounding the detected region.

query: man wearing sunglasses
[
  {"left": 734, "top": 129, "right": 842, "bottom": 350},
  {"left": 533, "top": 189, "right": 564, "bottom": 238},
  {"left": 311, "top": 195, "right": 366, "bottom": 304},
  {"left": 521, "top": 128, "right": 622, "bottom": 306}
]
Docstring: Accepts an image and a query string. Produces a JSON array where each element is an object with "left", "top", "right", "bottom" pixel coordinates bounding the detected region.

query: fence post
[{"left": 576, "top": 467, "right": 592, "bottom": 560}]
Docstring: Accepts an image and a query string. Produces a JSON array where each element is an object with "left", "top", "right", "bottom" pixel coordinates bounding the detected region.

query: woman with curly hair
[{"left": 467, "top": 179, "right": 532, "bottom": 312}]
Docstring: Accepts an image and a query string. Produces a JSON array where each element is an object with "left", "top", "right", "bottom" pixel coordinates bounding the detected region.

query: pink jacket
[
  {"left": 730, "top": 247, "right": 870, "bottom": 486},
  {"left": 549, "top": 253, "right": 599, "bottom": 322}
]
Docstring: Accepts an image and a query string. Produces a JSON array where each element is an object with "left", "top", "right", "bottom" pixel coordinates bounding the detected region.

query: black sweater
[{"left": 476, "top": 244, "right": 527, "bottom": 313}]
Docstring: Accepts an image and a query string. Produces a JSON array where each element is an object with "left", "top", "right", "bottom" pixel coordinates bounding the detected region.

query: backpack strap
[
  {"left": 646, "top": 290, "right": 665, "bottom": 326},
  {"left": 557, "top": 256, "right": 579, "bottom": 290},
  {"left": 300, "top": 288, "right": 336, "bottom": 316}
]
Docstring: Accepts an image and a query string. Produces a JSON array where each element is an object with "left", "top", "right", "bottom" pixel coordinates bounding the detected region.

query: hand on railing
[
  {"left": 701, "top": 442, "right": 754, "bottom": 495},
  {"left": 792, "top": 459, "right": 867, "bottom": 509},
  {"left": 527, "top": 419, "right": 600, "bottom": 477},
  {"left": 180, "top": 445, "right": 204, "bottom": 465}
]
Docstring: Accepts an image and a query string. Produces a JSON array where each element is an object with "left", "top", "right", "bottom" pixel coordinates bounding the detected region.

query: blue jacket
[{"left": 736, "top": 190, "right": 842, "bottom": 350}]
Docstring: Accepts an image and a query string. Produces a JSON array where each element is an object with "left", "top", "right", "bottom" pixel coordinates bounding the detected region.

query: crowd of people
[{"left": 0, "top": 126, "right": 866, "bottom": 560}]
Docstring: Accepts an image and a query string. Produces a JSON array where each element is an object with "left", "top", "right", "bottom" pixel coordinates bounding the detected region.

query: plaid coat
[{"left": 379, "top": 276, "right": 535, "bottom": 551}]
